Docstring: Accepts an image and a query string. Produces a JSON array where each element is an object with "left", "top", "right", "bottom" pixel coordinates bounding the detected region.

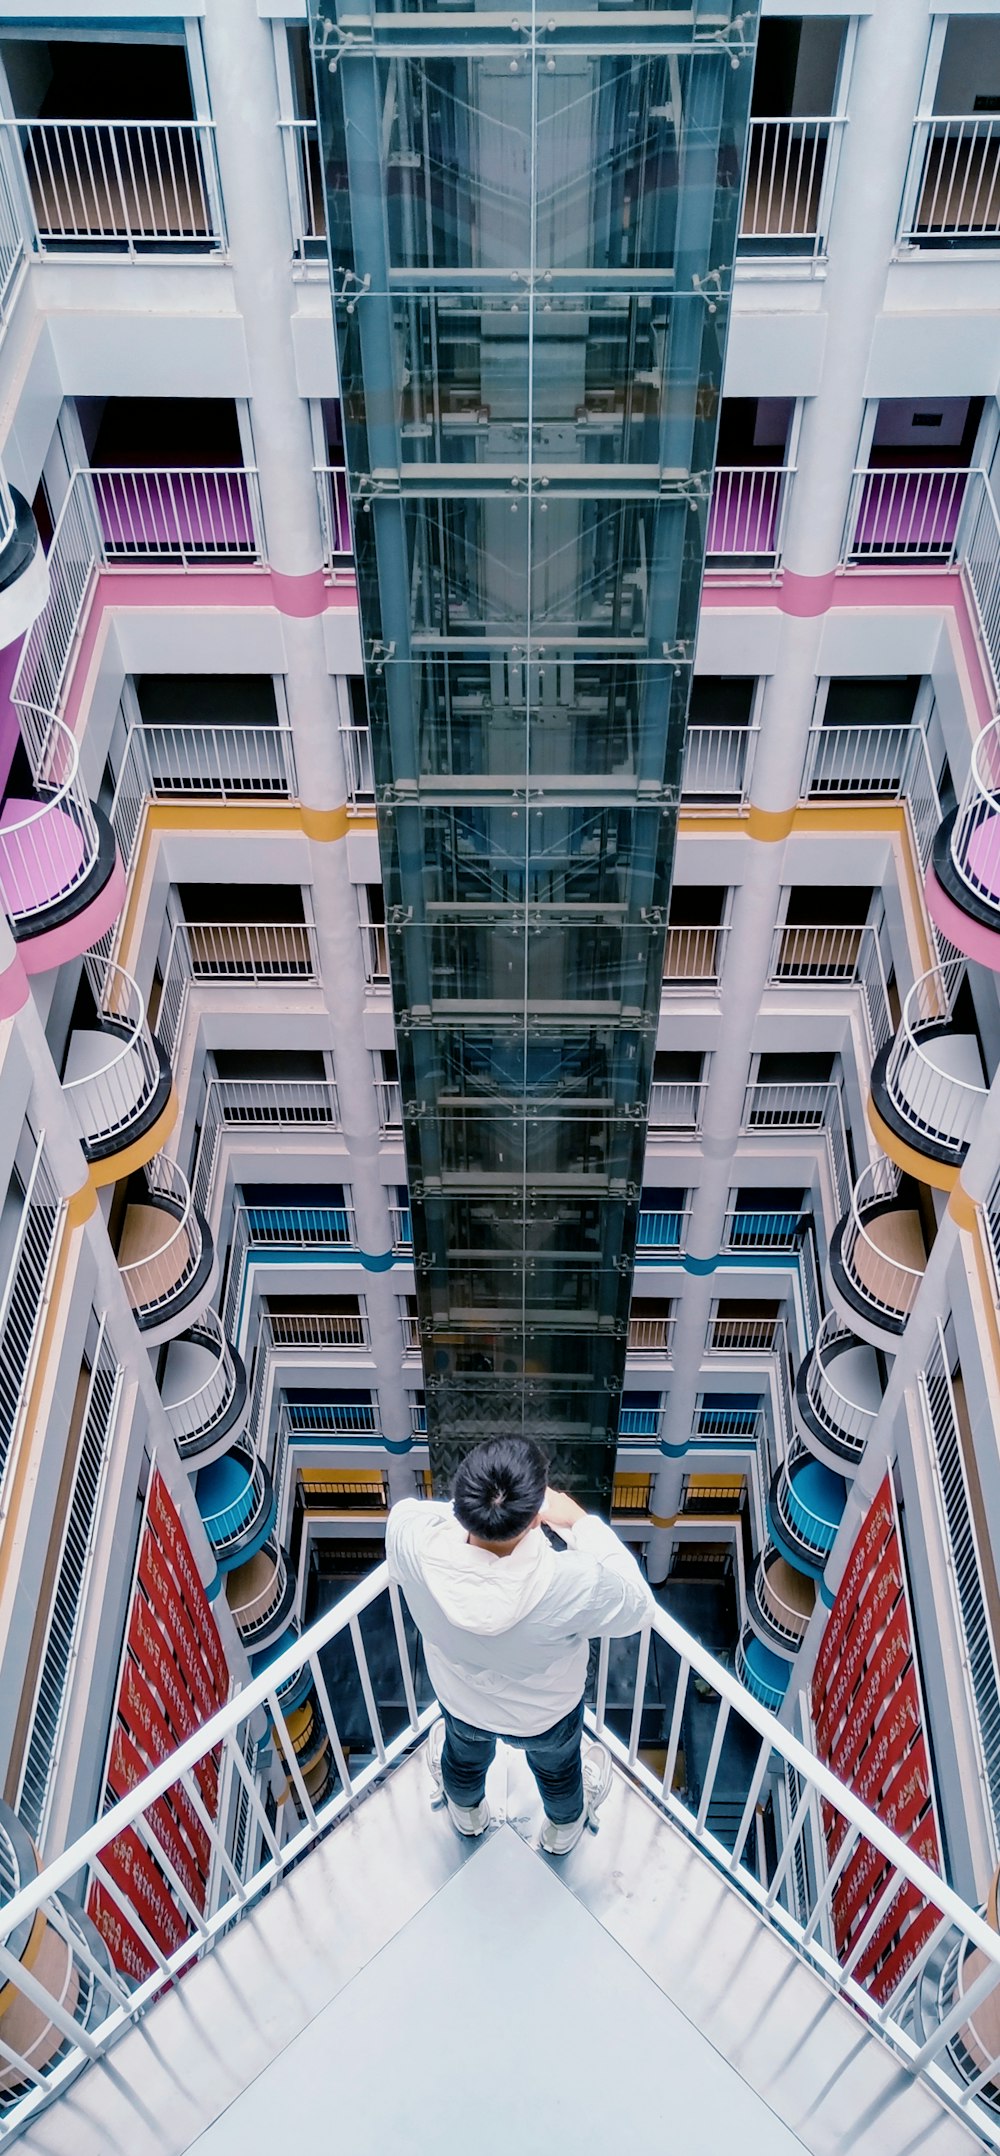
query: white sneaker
[
  {"left": 426, "top": 1720, "right": 490, "bottom": 1838},
  {"left": 539, "top": 1742, "right": 613, "bottom": 1856}
]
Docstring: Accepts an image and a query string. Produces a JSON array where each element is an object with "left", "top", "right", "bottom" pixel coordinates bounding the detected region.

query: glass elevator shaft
[{"left": 311, "top": 0, "right": 759, "bottom": 1506}]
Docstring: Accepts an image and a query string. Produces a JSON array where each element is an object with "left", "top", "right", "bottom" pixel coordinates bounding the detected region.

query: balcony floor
[{"left": 20, "top": 1747, "right": 977, "bottom": 2156}]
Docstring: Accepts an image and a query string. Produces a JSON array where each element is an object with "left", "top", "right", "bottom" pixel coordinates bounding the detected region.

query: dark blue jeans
[{"left": 441, "top": 1700, "right": 585, "bottom": 1824}]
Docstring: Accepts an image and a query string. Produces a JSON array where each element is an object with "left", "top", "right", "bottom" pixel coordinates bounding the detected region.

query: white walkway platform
[{"left": 16, "top": 1747, "right": 981, "bottom": 2156}]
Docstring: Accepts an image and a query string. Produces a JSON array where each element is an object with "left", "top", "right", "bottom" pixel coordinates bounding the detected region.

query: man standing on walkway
[{"left": 387, "top": 1436, "right": 654, "bottom": 1854}]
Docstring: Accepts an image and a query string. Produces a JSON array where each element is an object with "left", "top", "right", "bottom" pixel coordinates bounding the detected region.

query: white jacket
[{"left": 386, "top": 1498, "right": 654, "bottom": 1736}]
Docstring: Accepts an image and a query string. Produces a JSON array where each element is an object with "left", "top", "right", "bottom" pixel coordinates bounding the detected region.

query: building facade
[{"left": 0, "top": 0, "right": 996, "bottom": 2015}]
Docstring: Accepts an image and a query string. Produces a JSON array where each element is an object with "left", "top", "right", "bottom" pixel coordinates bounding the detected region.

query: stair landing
[{"left": 16, "top": 1747, "right": 980, "bottom": 2156}]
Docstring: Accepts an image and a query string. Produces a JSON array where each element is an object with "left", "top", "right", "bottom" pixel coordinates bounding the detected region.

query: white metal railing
[
  {"left": 87, "top": 466, "right": 263, "bottom": 565},
  {"left": 723, "top": 1207, "right": 804, "bottom": 1253},
  {"left": 226, "top": 1540, "right": 289, "bottom": 1641},
  {"left": 341, "top": 722, "right": 374, "bottom": 802},
  {"left": 963, "top": 470, "right": 1000, "bottom": 697},
  {"left": 111, "top": 724, "right": 297, "bottom": 868},
  {"left": 390, "top": 1204, "right": 412, "bottom": 1249},
  {"left": 277, "top": 118, "right": 325, "bottom": 261},
  {"left": 950, "top": 715, "right": 1000, "bottom": 914},
  {"left": 843, "top": 466, "right": 972, "bottom": 565},
  {"left": 361, "top": 921, "right": 390, "bottom": 986},
  {"left": 376, "top": 1080, "right": 403, "bottom": 1129},
  {"left": 801, "top": 722, "right": 924, "bottom": 801},
  {"left": 921, "top": 1321, "right": 1000, "bottom": 1842},
  {"left": 694, "top": 1399, "right": 767, "bottom": 1442},
  {"left": 118, "top": 1154, "right": 203, "bottom": 1324},
  {"left": 708, "top": 1312, "right": 783, "bottom": 1354},
  {"left": 162, "top": 1307, "right": 238, "bottom": 1457},
  {"left": 707, "top": 466, "right": 793, "bottom": 564},
  {"left": 740, "top": 115, "right": 845, "bottom": 254},
  {"left": 193, "top": 1078, "right": 341, "bottom": 1216},
  {"left": 224, "top": 1202, "right": 356, "bottom": 1339},
  {"left": 647, "top": 1081, "right": 706, "bottom": 1134},
  {"left": 17, "top": 1321, "right": 121, "bottom": 1838},
  {"left": 773, "top": 1435, "right": 844, "bottom": 1561},
  {"left": 662, "top": 923, "right": 728, "bottom": 988},
  {"left": 769, "top": 920, "right": 867, "bottom": 983},
  {"left": 681, "top": 724, "right": 758, "bottom": 803},
  {"left": 12, "top": 474, "right": 101, "bottom": 728},
  {"left": 314, "top": 465, "right": 352, "bottom": 570},
  {"left": 199, "top": 1443, "right": 268, "bottom": 1555},
  {"left": 0, "top": 1133, "right": 63, "bottom": 1491},
  {"left": 0, "top": 130, "right": 26, "bottom": 323},
  {"left": 264, "top": 1309, "right": 370, "bottom": 1352},
  {"left": 1, "top": 116, "right": 224, "bottom": 253},
  {"left": 281, "top": 1401, "right": 378, "bottom": 1437},
  {"left": 5, "top": 1574, "right": 1000, "bottom": 2147},
  {"left": 901, "top": 116, "right": 1000, "bottom": 244},
  {"left": 62, "top": 955, "right": 163, "bottom": 1156},
  {"left": 839, "top": 1157, "right": 924, "bottom": 1325},
  {"left": 636, "top": 1208, "right": 689, "bottom": 1253},
  {"left": 753, "top": 1551, "right": 812, "bottom": 1648},
  {"left": 400, "top": 1311, "right": 422, "bottom": 1352},
  {"left": 742, "top": 1080, "right": 835, "bottom": 1132},
  {"left": 627, "top": 1314, "right": 676, "bottom": 1354},
  {"left": 185, "top": 919, "right": 319, "bottom": 984},
  {"left": 805, "top": 1312, "right": 880, "bottom": 1462},
  {"left": 883, "top": 957, "right": 986, "bottom": 1157},
  {"left": 0, "top": 713, "right": 101, "bottom": 928}
]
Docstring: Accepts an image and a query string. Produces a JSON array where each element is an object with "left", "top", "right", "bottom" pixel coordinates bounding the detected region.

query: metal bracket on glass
[
  {"left": 367, "top": 640, "right": 396, "bottom": 674},
  {"left": 334, "top": 268, "right": 371, "bottom": 312},
  {"left": 691, "top": 268, "right": 724, "bottom": 314},
  {"left": 315, "top": 18, "right": 373, "bottom": 69}
]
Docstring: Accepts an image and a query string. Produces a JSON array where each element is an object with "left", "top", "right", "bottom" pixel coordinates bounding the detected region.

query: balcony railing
[
  {"left": 361, "top": 921, "right": 390, "bottom": 986},
  {"left": 16, "top": 1319, "right": 121, "bottom": 1839},
  {"left": 801, "top": 721, "right": 923, "bottom": 800},
  {"left": 314, "top": 465, "right": 352, "bottom": 571},
  {"left": 837, "top": 1157, "right": 924, "bottom": 1327},
  {"left": 340, "top": 721, "right": 375, "bottom": 803},
  {"left": 390, "top": 1204, "right": 413, "bottom": 1249},
  {"left": 611, "top": 1476, "right": 653, "bottom": 1518},
  {"left": 948, "top": 714, "right": 1000, "bottom": 915},
  {"left": 647, "top": 1082, "right": 706, "bottom": 1136},
  {"left": 768, "top": 919, "right": 866, "bottom": 984},
  {"left": 87, "top": 466, "right": 264, "bottom": 565},
  {"left": 739, "top": 116, "right": 844, "bottom": 256},
  {"left": 282, "top": 1402, "right": 378, "bottom": 1435},
  {"left": 963, "top": 470, "right": 1000, "bottom": 695},
  {"left": 238, "top": 1203, "right": 354, "bottom": 1250},
  {"left": 804, "top": 1312, "right": 880, "bottom": 1464},
  {"left": 118, "top": 1154, "right": 204, "bottom": 1326},
  {"left": 400, "top": 1312, "right": 422, "bottom": 1352},
  {"left": 198, "top": 1442, "right": 270, "bottom": 1557},
  {"left": 111, "top": 724, "right": 297, "bottom": 868},
  {"left": 723, "top": 1208, "right": 803, "bottom": 1253},
  {"left": 662, "top": 924, "right": 727, "bottom": 989},
  {"left": 772, "top": 1436, "right": 845, "bottom": 1562},
  {"left": 843, "top": 466, "right": 972, "bottom": 565},
  {"left": 226, "top": 1539, "right": 289, "bottom": 1641},
  {"left": 680, "top": 724, "right": 758, "bottom": 804},
  {"left": 12, "top": 475, "right": 102, "bottom": 727},
  {"left": 694, "top": 1400, "right": 766, "bottom": 1441},
  {"left": 184, "top": 919, "right": 319, "bottom": 984},
  {"left": 0, "top": 713, "right": 102, "bottom": 930},
  {"left": 264, "top": 1309, "right": 370, "bottom": 1352},
  {"left": 617, "top": 1407, "right": 662, "bottom": 1441},
  {"left": 882, "top": 956, "right": 987, "bottom": 1159},
  {"left": 708, "top": 1313, "right": 783, "bottom": 1354},
  {"left": 277, "top": 118, "right": 325, "bottom": 262},
  {"left": 920, "top": 1320, "right": 1000, "bottom": 1841},
  {"left": 376, "top": 1080, "right": 403, "bottom": 1129},
  {"left": 0, "top": 133, "right": 26, "bottom": 323},
  {"left": 901, "top": 116, "right": 1000, "bottom": 245},
  {"left": 0, "top": 1134, "right": 62, "bottom": 1495},
  {"left": 706, "top": 466, "right": 793, "bottom": 566},
  {"left": 193, "top": 1078, "right": 342, "bottom": 1214},
  {"left": 0, "top": 116, "right": 225, "bottom": 255},
  {"left": 742, "top": 1080, "right": 834, "bottom": 1132},
  {"left": 627, "top": 1314, "right": 675, "bottom": 1355},
  {"left": 636, "top": 1209, "right": 689, "bottom": 1254},
  {"left": 4, "top": 1567, "right": 1000, "bottom": 2148},
  {"left": 62, "top": 955, "right": 164, "bottom": 1158},
  {"left": 161, "top": 1307, "right": 240, "bottom": 1457}
]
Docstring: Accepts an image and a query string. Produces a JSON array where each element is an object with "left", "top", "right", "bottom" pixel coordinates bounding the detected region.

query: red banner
[
  {"left": 810, "top": 1475, "right": 941, "bottom": 2005},
  {"left": 90, "top": 1469, "right": 231, "bottom": 1977}
]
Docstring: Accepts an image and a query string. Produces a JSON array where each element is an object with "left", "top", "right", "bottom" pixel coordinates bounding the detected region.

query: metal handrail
[
  {"left": 901, "top": 115, "right": 1000, "bottom": 244},
  {"left": 62, "top": 957, "right": 162, "bottom": 1151},
  {"left": 227, "top": 1542, "right": 289, "bottom": 1638},
  {"left": 3, "top": 1569, "right": 1000, "bottom": 2147},
  {"left": 884, "top": 957, "right": 987, "bottom": 1153},
  {"left": 840, "top": 1158, "right": 924, "bottom": 1322},
  {"left": 198, "top": 1446, "right": 267, "bottom": 1549},
  {"left": 86, "top": 465, "right": 264, "bottom": 566},
  {"left": 740, "top": 114, "right": 845, "bottom": 252},
  {"left": 774, "top": 1439, "right": 844, "bottom": 1554},
  {"left": 161, "top": 1307, "right": 236, "bottom": 1450},
  {"left": 805, "top": 1312, "right": 879, "bottom": 1456},
  {"left": 0, "top": 115, "right": 225, "bottom": 254},
  {"left": 0, "top": 713, "right": 100, "bottom": 924},
  {"left": 843, "top": 465, "right": 973, "bottom": 565},
  {"left": 118, "top": 1154, "right": 203, "bottom": 1318},
  {"left": 950, "top": 714, "right": 1000, "bottom": 911},
  {"left": 753, "top": 1551, "right": 811, "bottom": 1644}
]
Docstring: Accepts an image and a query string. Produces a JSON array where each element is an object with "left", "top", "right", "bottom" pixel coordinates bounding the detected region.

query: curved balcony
[
  {"left": 872, "top": 958, "right": 987, "bottom": 1175},
  {"left": 195, "top": 1439, "right": 275, "bottom": 1571},
  {"left": 62, "top": 959, "right": 171, "bottom": 1165},
  {"left": 0, "top": 1798, "right": 114, "bottom": 2105},
  {"left": 928, "top": 719, "right": 1000, "bottom": 961},
  {"left": 769, "top": 1441, "right": 847, "bottom": 1578},
  {"left": 924, "top": 1873, "right": 1000, "bottom": 2116},
  {"left": 0, "top": 715, "right": 121, "bottom": 959},
  {"left": 829, "top": 1158, "right": 926, "bottom": 1347},
  {"left": 226, "top": 1538, "right": 295, "bottom": 1648},
  {"left": 746, "top": 1546, "right": 816, "bottom": 1659},
  {"left": 117, "top": 1154, "right": 214, "bottom": 1342},
  {"left": 795, "top": 1313, "right": 885, "bottom": 1471},
  {"left": 251, "top": 1628, "right": 312, "bottom": 1715},
  {"left": 284, "top": 1697, "right": 329, "bottom": 1781},
  {"left": 735, "top": 1626, "right": 791, "bottom": 1713},
  {"left": 159, "top": 1309, "right": 248, "bottom": 1463}
]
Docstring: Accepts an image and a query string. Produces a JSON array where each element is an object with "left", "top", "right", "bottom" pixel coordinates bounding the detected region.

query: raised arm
[{"left": 541, "top": 1488, "right": 655, "bottom": 1638}]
